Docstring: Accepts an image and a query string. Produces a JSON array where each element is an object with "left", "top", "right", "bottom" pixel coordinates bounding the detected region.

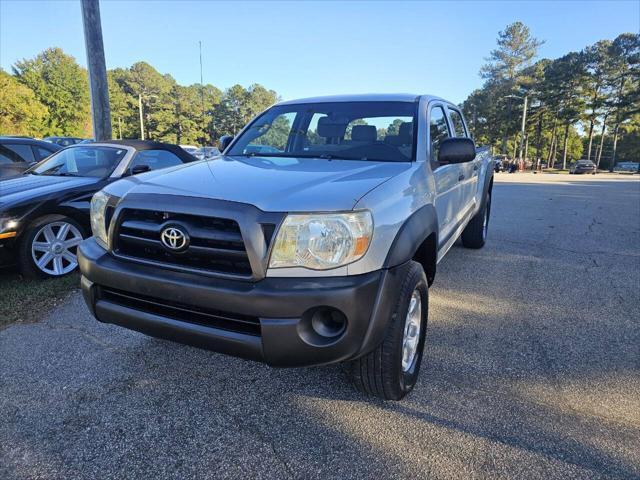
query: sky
[{"left": 1, "top": 0, "right": 638, "bottom": 104}]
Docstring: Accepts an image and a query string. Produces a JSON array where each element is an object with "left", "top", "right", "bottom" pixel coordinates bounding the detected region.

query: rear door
[
  {"left": 447, "top": 106, "right": 478, "bottom": 217},
  {"left": 428, "top": 103, "right": 464, "bottom": 251}
]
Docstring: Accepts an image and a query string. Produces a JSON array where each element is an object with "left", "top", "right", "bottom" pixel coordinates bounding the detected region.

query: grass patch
[{"left": 0, "top": 269, "right": 79, "bottom": 328}]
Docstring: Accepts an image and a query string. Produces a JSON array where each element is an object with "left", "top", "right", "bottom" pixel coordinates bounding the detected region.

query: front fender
[{"left": 383, "top": 203, "right": 438, "bottom": 268}]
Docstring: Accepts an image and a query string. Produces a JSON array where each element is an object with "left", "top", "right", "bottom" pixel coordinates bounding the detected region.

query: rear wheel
[
  {"left": 18, "top": 215, "right": 85, "bottom": 279},
  {"left": 347, "top": 261, "right": 428, "bottom": 400},
  {"left": 462, "top": 191, "right": 491, "bottom": 249}
]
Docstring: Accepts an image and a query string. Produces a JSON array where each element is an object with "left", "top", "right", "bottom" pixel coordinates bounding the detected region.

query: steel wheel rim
[
  {"left": 482, "top": 198, "right": 490, "bottom": 241},
  {"left": 401, "top": 289, "right": 422, "bottom": 372},
  {"left": 31, "top": 221, "right": 83, "bottom": 276},
  {"left": 482, "top": 208, "right": 489, "bottom": 240}
]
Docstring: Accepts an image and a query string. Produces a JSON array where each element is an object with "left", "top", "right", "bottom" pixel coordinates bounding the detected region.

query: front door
[{"left": 428, "top": 104, "right": 465, "bottom": 253}]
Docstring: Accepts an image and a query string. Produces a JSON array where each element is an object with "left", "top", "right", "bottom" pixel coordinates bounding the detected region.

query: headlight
[
  {"left": 90, "top": 191, "right": 111, "bottom": 248},
  {"left": 0, "top": 217, "right": 19, "bottom": 233},
  {"left": 269, "top": 211, "right": 373, "bottom": 270}
]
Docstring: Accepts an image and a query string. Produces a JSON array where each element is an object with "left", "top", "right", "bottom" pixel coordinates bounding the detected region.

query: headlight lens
[
  {"left": 269, "top": 211, "right": 373, "bottom": 270},
  {"left": 0, "top": 217, "right": 19, "bottom": 233},
  {"left": 90, "top": 191, "right": 111, "bottom": 248}
]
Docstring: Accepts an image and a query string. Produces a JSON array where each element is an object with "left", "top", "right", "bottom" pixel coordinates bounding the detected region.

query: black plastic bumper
[{"left": 78, "top": 237, "right": 407, "bottom": 367}]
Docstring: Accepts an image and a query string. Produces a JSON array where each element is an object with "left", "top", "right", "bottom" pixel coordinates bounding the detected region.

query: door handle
[
  {"left": 458, "top": 174, "right": 465, "bottom": 181},
  {"left": 473, "top": 164, "right": 479, "bottom": 171}
]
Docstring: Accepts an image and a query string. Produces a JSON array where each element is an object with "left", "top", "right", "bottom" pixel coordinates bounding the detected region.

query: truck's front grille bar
[{"left": 114, "top": 209, "right": 252, "bottom": 277}]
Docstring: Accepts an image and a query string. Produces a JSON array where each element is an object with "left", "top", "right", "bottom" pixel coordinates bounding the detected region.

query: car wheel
[
  {"left": 462, "top": 191, "right": 491, "bottom": 249},
  {"left": 347, "top": 261, "right": 428, "bottom": 401},
  {"left": 19, "top": 215, "right": 85, "bottom": 279}
]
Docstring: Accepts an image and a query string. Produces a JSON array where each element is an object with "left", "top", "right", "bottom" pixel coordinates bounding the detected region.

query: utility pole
[
  {"left": 199, "top": 41, "right": 206, "bottom": 144},
  {"left": 138, "top": 93, "right": 144, "bottom": 140},
  {"left": 517, "top": 95, "right": 528, "bottom": 171},
  {"left": 80, "top": 0, "right": 112, "bottom": 141}
]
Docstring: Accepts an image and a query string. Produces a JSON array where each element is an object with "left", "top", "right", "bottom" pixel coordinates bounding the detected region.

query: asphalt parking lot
[{"left": 1, "top": 173, "right": 639, "bottom": 479}]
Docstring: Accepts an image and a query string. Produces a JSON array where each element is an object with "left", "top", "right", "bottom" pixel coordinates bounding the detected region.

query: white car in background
[
  {"left": 194, "top": 146, "right": 221, "bottom": 160},
  {"left": 179, "top": 145, "right": 199, "bottom": 155}
]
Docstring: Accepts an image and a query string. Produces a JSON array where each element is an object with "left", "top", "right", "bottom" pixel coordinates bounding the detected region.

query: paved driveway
[{"left": 1, "top": 173, "right": 639, "bottom": 479}]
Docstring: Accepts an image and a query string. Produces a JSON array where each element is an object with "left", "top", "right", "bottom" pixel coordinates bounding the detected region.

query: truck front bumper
[{"left": 78, "top": 238, "right": 406, "bottom": 367}]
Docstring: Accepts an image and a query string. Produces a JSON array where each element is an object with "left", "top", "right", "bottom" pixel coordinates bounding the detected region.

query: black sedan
[
  {"left": 43, "top": 136, "right": 86, "bottom": 147},
  {"left": 0, "top": 140, "right": 197, "bottom": 278},
  {"left": 0, "top": 137, "right": 61, "bottom": 179},
  {"left": 569, "top": 160, "right": 597, "bottom": 174}
]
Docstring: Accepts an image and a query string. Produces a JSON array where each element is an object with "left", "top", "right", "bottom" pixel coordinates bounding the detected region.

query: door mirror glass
[
  {"left": 219, "top": 135, "right": 233, "bottom": 152},
  {"left": 438, "top": 138, "right": 476, "bottom": 164}
]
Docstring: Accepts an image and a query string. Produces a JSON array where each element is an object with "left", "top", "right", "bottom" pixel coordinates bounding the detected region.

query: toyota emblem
[{"left": 160, "top": 226, "right": 189, "bottom": 251}]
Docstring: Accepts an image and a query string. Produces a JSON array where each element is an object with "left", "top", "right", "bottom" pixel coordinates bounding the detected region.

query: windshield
[
  {"left": 30, "top": 146, "right": 127, "bottom": 177},
  {"left": 227, "top": 101, "right": 417, "bottom": 162}
]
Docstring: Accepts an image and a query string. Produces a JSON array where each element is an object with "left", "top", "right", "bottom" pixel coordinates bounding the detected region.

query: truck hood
[{"left": 109, "top": 156, "right": 412, "bottom": 211}]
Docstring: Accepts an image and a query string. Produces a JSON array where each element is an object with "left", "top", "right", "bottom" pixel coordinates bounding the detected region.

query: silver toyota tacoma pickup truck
[{"left": 79, "top": 94, "right": 493, "bottom": 400}]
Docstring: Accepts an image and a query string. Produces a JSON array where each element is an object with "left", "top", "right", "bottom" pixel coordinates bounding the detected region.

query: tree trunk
[
  {"left": 536, "top": 111, "right": 543, "bottom": 162},
  {"left": 595, "top": 114, "right": 607, "bottom": 170},
  {"left": 586, "top": 119, "right": 595, "bottom": 160},
  {"left": 546, "top": 118, "right": 558, "bottom": 166},
  {"left": 609, "top": 124, "right": 620, "bottom": 172},
  {"left": 562, "top": 123, "right": 570, "bottom": 170}
]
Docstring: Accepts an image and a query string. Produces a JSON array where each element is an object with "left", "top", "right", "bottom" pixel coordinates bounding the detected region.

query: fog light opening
[
  {"left": 311, "top": 308, "right": 347, "bottom": 338},
  {"left": 298, "top": 307, "right": 348, "bottom": 347}
]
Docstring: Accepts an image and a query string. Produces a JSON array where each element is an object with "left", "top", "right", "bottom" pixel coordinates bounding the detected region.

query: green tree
[
  {"left": 480, "top": 22, "right": 544, "bottom": 152},
  {"left": 605, "top": 33, "right": 640, "bottom": 170},
  {"left": 544, "top": 52, "right": 588, "bottom": 168},
  {"left": 0, "top": 69, "right": 48, "bottom": 136},
  {"left": 12, "top": 47, "right": 91, "bottom": 136}
]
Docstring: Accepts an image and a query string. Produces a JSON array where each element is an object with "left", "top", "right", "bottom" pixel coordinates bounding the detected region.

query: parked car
[
  {"left": 0, "top": 140, "right": 197, "bottom": 278},
  {"left": 569, "top": 160, "right": 596, "bottom": 174},
  {"left": 194, "top": 146, "right": 221, "bottom": 160},
  {"left": 43, "top": 136, "right": 85, "bottom": 147},
  {"left": 78, "top": 94, "right": 494, "bottom": 400},
  {"left": 0, "top": 137, "right": 61, "bottom": 179},
  {"left": 180, "top": 145, "right": 199, "bottom": 155}
]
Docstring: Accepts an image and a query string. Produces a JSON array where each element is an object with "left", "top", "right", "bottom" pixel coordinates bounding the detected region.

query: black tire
[
  {"left": 347, "top": 261, "right": 428, "bottom": 401},
  {"left": 461, "top": 191, "right": 491, "bottom": 249},
  {"left": 18, "top": 214, "right": 86, "bottom": 279}
]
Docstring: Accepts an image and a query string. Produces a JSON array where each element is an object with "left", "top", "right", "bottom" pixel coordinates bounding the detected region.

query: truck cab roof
[{"left": 276, "top": 93, "right": 446, "bottom": 106}]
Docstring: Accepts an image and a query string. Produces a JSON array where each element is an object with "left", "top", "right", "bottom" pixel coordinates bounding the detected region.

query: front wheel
[
  {"left": 462, "top": 191, "right": 491, "bottom": 249},
  {"left": 18, "top": 215, "right": 85, "bottom": 279},
  {"left": 347, "top": 261, "right": 428, "bottom": 400}
]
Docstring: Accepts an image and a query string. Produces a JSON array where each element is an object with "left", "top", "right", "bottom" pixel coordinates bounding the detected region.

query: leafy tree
[
  {"left": 12, "top": 47, "right": 91, "bottom": 136},
  {"left": 605, "top": 33, "right": 640, "bottom": 170},
  {"left": 480, "top": 22, "right": 543, "bottom": 152},
  {"left": 545, "top": 52, "right": 587, "bottom": 168},
  {"left": 0, "top": 69, "right": 48, "bottom": 136},
  {"left": 582, "top": 40, "right": 614, "bottom": 160}
]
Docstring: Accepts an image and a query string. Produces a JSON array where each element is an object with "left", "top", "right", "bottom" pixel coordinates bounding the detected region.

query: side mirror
[
  {"left": 130, "top": 164, "right": 151, "bottom": 175},
  {"left": 438, "top": 137, "right": 476, "bottom": 164},
  {"left": 219, "top": 135, "right": 233, "bottom": 152}
]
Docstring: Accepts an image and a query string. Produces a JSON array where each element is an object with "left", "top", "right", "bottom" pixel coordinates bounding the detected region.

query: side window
[
  {"left": 5, "top": 144, "right": 35, "bottom": 162},
  {"left": 448, "top": 108, "right": 468, "bottom": 138},
  {"left": 34, "top": 147, "right": 55, "bottom": 161},
  {"left": 0, "top": 152, "right": 15, "bottom": 164},
  {"left": 429, "top": 106, "right": 451, "bottom": 168},
  {"left": 130, "top": 150, "right": 184, "bottom": 171}
]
